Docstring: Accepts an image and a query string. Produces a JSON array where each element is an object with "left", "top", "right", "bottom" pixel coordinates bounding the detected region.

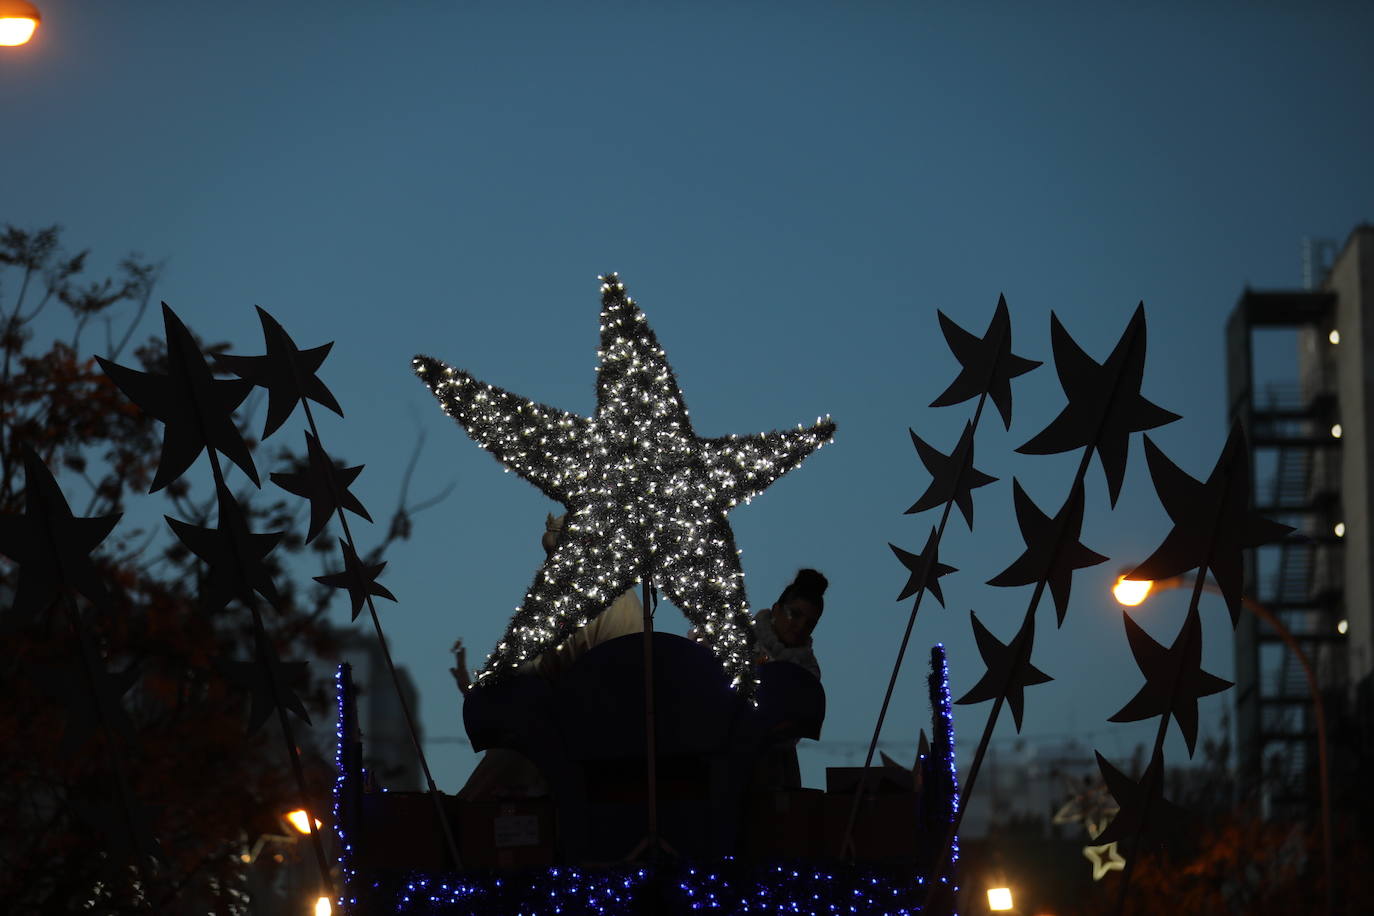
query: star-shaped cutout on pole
[
  {"left": 0, "top": 447, "right": 120, "bottom": 623},
  {"left": 30, "top": 657, "right": 139, "bottom": 757},
  {"left": 904, "top": 423, "right": 997, "bottom": 529},
  {"left": 217, "top": 305, "right": 344, "bottom": 441},
  {"left": 1092, "top": 749, "right": 1187, "bottom": 849},
  {"left": 1083, "top": 840, "right": 1126, "bottom": 881},
  {"left": 414, "top": 273, "right": 834, "bottom": 697},
  {"left": 314, "top": 540, "right": 396, "bottom": 621},
  {"left": 97, "top": 303, "right": 258, "bottom": 491},
  {"left": 1129, "top": 425, "right": 1293, "bottom": 628},
  {"left": 71, "top": 791, "right": 165, "bottom": 866},
  {"left": 1017, "top": 305, "right": 1179, "bottom": 507},
  {"left": 955, "top": 613, "right": 1052, "bottom": 731},
  {"left": 166, "top": 481, "right": 283, "bottom": 613},
  {"left": 1109, "top": 607, "right": 1232, "bottom": 756},
  {"left": 220, "top": 646, "right": 312, "bottom": 735},
  {"left": 270, "top": 431, "right": 371, "bottom": 543},
  {"left": 986, "top": 479, "right": 1107, "bottom": 627},
  {"left": 929, "top": 294, "right": 1041, "bottom": 430},
  {"left": 889, "top": 527, "right": 957, "bottom": 606}
]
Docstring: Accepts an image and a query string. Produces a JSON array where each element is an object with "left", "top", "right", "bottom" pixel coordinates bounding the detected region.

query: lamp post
[
  {"left": 1112, "top": 572, "right": 1333, "bottom": 914},
  {"left": 0, "top": 1, "right": 40, "bottom": 46}
]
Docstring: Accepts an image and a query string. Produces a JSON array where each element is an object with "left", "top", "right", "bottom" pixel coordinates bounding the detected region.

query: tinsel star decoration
[
  {"left": 1109, "top": 607, "right": 1231, "bottom": 756},
  {"left": 889, "top": 527, "right": 956, "bottom": 606},
  {"left": 929, "top": 294, "right": 1041, "bottom": 429},
  {"left": 955, "top": 612, "right": 1052, "bottom": 731},
  {"left": 986, "top": 480, "right": 1107, "bottom": 626},
  {"left": 904, "top": 423, "right": 996, "bottom": 529},
  {"left": 1129, "top": 424, "right": 1293, "bottom": 628},
  {"left": 217, "top": 305, "right": 344, "bottom": 440},
  {"left": 1017, "top": 305, "right": 1179, "bottom": 507},
  {"left": 0, "top": 447, "right": 120, "bottom": 622},
  {"left": 414, "top": 272, "right": 835, "bottom": 696},
  {"left": 97, "top": 303, "right": 258, "bottom": 491}
]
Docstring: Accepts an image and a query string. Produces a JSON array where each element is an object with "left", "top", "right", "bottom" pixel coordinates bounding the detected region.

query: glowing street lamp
[
  {"left": 285, "top": 809, "right": 323, "bottom": 835},
  {"left": 987, "top": 886, "right": 1014, "bottom": 911},
  {"left": 314, "top": 896, "right": 333, "bottom": 916},
  {"left": 1110, "top": 575, "right": 1152, "bottom": 607},
  {"left": 0, "top": 1, "right": 39, "bottom": 46}
]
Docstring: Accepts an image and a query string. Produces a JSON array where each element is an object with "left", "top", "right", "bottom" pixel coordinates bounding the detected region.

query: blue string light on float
[{"left": 414, "top": 273, "right": 835, "bottom": 700}]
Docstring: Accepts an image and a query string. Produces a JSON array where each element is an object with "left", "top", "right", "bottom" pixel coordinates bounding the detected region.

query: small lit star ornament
[
  {"left": 414, "top": 273, "right": 835, "bottom": 697},
  {"left": 1083, "top": 840, "right": 1126, "bottom": 881}
]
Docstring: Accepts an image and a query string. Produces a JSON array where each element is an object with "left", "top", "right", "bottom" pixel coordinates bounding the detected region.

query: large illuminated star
[{"left": 414, "top": 273, "right": 835, "bottom": 697}]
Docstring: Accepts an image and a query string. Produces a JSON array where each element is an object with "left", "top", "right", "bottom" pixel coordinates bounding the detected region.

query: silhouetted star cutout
[
  {"left": 166, "top": 482, "right": 283, "bottom": 613},
  {"left": 1083, "top": 841, "right": 1126, "bottom": 881},
  {"left": 889, "top": 527, "right": 957, "bottom": 606},
  {"left": 1129, "top": 425, "right": 1293, "bottom": 628},
  {"left": 218, "top": 305, "right": 343, "bottom": 441},
  {"left": 987, "top": 480, "right": 1107, "bottom": 626},
  {"left": 97, "top": 303, "right": 258, "bottom": 491},
  {"left": 414, "top": 273, "right": 834, "bottom": 697},
  {"left": 1109, "top": 607, "right": 1232, "bottom": 756},
  {"left": 0, "top": 448, "right": 120, "bottom": 622},
  {"left": 930, "top": 294, "right": 1041, "bottom": 429},
  {"left": 1093, "top": 750, "right": 1187, "bottom": 850},
  {"left": 220, "top": 645, "right": 312, "bottom": 735},
  {"left": 71, "top": 791, "right": 165, "bottom": 866},
  {"left": 271, "top": 431, "right": 371, "bottom": 543},
  {"left": 314, "top": 540, "right": 396, "bottom": 621},
  {"left": 904, "top": 423, "right": 997, "bottom": 529},
  {"left": 30, "top": 657, "right": 139, "bottom": 756},
  {"left": 1017, "top": 305, "right": 1179, "bottom": 507},
  {"left": 956, "top": 613, "right": 1052, "bottom": 731}
]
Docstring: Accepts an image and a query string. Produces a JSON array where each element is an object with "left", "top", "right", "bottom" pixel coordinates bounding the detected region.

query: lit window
[{"left": 988, "top": 887, "right": 1014, "bottom": 911}]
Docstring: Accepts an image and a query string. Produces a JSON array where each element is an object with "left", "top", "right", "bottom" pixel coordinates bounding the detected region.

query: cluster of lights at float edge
[
  {"left": 930, "top": 644, "right": 960, "bottom": 890},
  {"left": 412, "top": 273, "right": 834, "bottom": 701},
  {"left": 378, "top": 862, "right": 927, "bottom": 915}
]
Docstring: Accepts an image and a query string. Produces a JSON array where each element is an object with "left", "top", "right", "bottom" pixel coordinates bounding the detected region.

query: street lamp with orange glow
[
  {"left": 1111, "top": 571, "right": 1333, "bottom": 915},
  {"left": 0, "top": 1, "right": 40, "bottom": 46}
]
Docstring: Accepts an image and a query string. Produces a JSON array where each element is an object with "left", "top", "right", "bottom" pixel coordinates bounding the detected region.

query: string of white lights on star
[{"left": 414, "top": 273, "right": 834, "bottom": 699}]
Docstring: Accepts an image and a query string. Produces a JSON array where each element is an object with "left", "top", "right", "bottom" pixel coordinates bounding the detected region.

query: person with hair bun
[{"left": 751, "top": 568, "right": 827, "bottom": 682}]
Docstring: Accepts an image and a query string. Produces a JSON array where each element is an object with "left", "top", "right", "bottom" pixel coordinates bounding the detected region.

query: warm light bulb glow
[
  {"left": 314, "top": 897, "right": 333, "bottom": 916},
  {"left": 1337, "top": 619, "right": 1348, "bottom": 635},
  {"left": 285, "top": 809, "right": 321, "bottom": 834},
  {"left": 1329, "top": 329, "right": 1341, "bottom": 345},
  {"left": 1112, "top": 576, "right": 1153, "bottom": 607},
  {"left": 0, "top": 16, "right": 37, "bottom": 45},
  {"left": 1334, "top": 522, "right": 1345, "bottom": 538},
  {"left": 1332, "top": 423, "right": 1343, "bottom": 439},
  {"left": 988, "top": 887, "right": 1014, "bottom": 911}
]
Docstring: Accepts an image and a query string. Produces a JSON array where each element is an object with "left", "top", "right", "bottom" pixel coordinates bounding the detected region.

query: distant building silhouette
[
  {"left": 1225, "top": 223, "right": 1373, "bottom": 817},
  {"left": 333, "top": 628, "right": 423, "bottom": 792}
]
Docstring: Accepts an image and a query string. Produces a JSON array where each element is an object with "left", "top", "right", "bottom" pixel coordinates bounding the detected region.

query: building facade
[{"left": 1225, "top": 224, "right": 1373, "bottom": 816}]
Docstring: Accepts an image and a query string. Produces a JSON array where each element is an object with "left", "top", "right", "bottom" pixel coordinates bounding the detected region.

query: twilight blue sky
[{"left": 4, "top": 1, "right": 1372, "bottom": 813}]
